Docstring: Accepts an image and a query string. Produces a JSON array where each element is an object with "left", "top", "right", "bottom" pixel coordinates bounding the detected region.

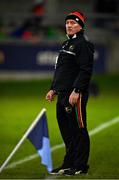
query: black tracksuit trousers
[{"left": 56, "top": 91, "right": 90, "bottom": 170}]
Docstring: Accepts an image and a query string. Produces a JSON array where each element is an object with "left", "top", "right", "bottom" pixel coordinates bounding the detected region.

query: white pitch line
[{"left": 5, "top": 116, "right": 119, "bottom": 170}]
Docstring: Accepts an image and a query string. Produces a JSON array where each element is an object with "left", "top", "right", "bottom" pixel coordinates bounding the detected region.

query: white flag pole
[{"left": 0, "top": 108, "right": 46, "bottom": 173}]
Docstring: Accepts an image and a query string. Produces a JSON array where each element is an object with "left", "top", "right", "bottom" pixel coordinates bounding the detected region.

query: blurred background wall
[{"left": 0, "top": 0, "right": 119, "bottom": 79}]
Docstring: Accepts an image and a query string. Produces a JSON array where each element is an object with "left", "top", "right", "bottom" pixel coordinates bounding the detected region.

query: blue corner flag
[{"left": 27, "top": 109, "right": 53, "bottom": 173}]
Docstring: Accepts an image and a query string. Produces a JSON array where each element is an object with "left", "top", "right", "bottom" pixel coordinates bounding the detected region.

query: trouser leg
[
  {"left": 56, "top": 101, "right": 74, "bottom": 167},
  {"left": 73, "top": 92, "right": 90, "bottom": 169}
]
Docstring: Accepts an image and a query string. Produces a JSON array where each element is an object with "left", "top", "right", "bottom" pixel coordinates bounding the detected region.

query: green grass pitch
[{"left": 0, "top": 74, "right": 119, "bottom": 179}]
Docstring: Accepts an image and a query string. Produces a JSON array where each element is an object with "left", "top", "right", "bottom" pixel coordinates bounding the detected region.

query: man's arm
[
  {"left": 73, "top": 41, "right": 94, "bottom": 92},
  {"left": 69, "top": 41, "right": 94, "bottom": 106}
]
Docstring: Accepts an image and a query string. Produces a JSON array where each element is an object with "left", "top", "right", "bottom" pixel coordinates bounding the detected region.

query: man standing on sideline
[{"left": 46, "top": 11, "right": 94, "bottom": 176}]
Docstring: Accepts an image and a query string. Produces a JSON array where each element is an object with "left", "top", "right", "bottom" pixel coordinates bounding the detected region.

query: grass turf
[{"left": 0, "top": 74, "right": 119, "bottom": 179}]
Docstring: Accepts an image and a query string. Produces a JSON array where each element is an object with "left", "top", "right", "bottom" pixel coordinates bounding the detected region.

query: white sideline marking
[{"left": 5, "top": 116, "right": 119, "bottom": 169}]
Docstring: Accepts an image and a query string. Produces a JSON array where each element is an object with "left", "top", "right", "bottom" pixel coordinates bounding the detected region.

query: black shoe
[
  {"left": 50, "top": 166, "right": 70, "bottom": 175},
  {"left": 64, "top": 167, "right": 88, "bottom": 176}
]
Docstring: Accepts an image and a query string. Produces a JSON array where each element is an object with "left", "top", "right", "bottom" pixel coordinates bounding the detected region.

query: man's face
[{"left": 66, "top": 19, "right": 82, "bottom": 36}]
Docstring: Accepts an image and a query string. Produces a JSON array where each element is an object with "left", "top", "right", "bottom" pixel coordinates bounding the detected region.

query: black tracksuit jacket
[{"left": 51, "top": 30, "right": 94, "bottom": 93}]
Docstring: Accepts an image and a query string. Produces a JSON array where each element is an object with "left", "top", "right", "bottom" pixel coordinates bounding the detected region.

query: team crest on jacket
[{"left": 69, "top": 45, "right": 75, "bottom": 51}]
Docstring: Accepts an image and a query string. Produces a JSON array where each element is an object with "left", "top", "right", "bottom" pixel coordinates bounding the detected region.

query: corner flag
[
  {"left": 0, "top": 108, "right": 53, "bottom": 173},
  {"left": 27, "top": 110, "right": 53, "bottom": 172}
]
